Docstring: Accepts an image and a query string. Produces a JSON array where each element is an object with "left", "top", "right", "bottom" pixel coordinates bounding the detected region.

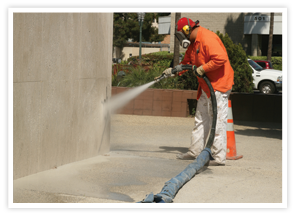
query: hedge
[
  {"left": 213, "top": 31, "right": 254, "bottom": 93},
  {"left": 248, "top": 56, "right": 282, "bottom": 71},
  {"left": 126, "top": 52, "right": 173, "bottom": 67}
]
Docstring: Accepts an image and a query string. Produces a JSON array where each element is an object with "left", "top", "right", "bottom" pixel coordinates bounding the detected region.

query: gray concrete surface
[
  {"left": 13, "top": 114, "right": 282, "bottom": 204},
  {"left": 13, "top": 13, "right": 113, "bottom": 179}
]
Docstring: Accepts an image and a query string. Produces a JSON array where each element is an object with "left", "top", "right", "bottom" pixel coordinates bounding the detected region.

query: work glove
[
  {"left": 163, "top": 67, "right": 176, "bottom": 77},
  {"left": 193, "top": 65, "right": 206, "bottom": 78},
  {"left": 154, "top": 67, "right": 176, "bottom": 81}
]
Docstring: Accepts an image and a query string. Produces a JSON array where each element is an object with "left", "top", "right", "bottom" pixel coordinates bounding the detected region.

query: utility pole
[
  {"left": 137, "top": 12, "right": 145, "bottom": 61},
  {"left": 173, "top": 13, "right": 181, "bottom": 67},
  {"left": 267, "top": 13, "right": 274, "bottom": 61}
]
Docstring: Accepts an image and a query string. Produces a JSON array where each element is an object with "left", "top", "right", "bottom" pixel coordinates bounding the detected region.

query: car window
[
  {"left": 269, "top": 62, "right": 273, "bottom": 68},
  {"left": 248, "top": 60, "right": 264, "bottom": 71},
  {"left": 257, "top": 62, "right": 266, "bottom": 68}
]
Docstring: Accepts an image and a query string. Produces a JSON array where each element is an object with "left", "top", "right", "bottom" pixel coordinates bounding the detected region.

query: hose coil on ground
[{"left": 138, "top": 64, "right": 217, "bottom": 203}]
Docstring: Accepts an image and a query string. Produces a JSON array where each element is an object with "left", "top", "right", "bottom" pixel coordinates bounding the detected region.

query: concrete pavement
[{"left": 13, "top": 114, "right": 283, "bottom": 204}]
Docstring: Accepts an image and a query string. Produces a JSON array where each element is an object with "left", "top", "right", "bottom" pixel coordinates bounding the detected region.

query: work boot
[{"left": 176, "top": 152, "right": 195, "bottom": 160}]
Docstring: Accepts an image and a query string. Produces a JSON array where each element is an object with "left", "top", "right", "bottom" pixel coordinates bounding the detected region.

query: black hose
[
  {"left": 203, "top": 76, "right": 217, "bottom": 149},
  {"left": 138, "top": 65, "right": 217, "bottom": 203},
  {"left": 174, "top": 65, "right": 217, "bottom": 149}
]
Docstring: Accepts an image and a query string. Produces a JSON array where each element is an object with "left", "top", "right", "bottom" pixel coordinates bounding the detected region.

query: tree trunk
[
  {"left": 267, "top": 13, "right": 274, "bottom": 61},
  {"left": 173, "top": 13, "right": 181, "bottom": 67}
]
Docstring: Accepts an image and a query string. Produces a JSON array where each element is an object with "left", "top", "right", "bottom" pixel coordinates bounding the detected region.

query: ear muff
[
  {"left": 182, "top": 25, "right": 190, "bottom": 35},
  {"left": 182, "top": 18, "right": 191, "bottom": 35}
]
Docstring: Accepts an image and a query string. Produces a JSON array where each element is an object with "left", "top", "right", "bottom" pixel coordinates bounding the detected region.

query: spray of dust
[{"left": 104, "top": 80, "right": 156, "bottom": 116}]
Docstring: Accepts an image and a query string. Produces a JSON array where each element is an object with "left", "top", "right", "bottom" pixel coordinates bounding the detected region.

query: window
[
  {"left": 248, "top": 59, "right": 263, "bottom": 71},
  {"left": 257, "top": 62, "right": 266, "bottom": 68},
  {"left": 261, "top": 35, "right": 282, "bottom": 56}
]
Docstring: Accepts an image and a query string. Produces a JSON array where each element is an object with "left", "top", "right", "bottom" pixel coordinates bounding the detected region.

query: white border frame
[{"left": 8, "top": 7, "right": 288, "bottom": 210}]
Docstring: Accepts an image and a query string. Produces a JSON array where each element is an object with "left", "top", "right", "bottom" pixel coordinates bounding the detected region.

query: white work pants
[{"left": 187, "top": 89, "right": 231, "bottom": 164}]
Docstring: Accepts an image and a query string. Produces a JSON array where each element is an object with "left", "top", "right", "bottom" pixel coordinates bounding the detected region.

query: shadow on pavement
[
  {"left": 234, "top": 120, "right": 282, "bottom": 140},
  {"left": 111, "top": 146, "right": 188, "bottom": 154},
  {"left": 234, "top": 128, "right": 282, "bottom": 140},
  {"left": 159, "top": 146, "right": 188, "bottom": 154},
  {"left": 234, "top": 120, "right": 282, "bottom": 129}
]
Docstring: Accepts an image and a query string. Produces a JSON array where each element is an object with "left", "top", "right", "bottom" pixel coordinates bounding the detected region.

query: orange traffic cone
[{"left": 226, "top": 100, "right": 243, "bottom": 160}]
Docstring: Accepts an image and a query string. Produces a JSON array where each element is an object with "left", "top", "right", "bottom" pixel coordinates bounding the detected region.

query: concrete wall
[{"left": 13, "top": 13, "right": 113, "bottom": 179}]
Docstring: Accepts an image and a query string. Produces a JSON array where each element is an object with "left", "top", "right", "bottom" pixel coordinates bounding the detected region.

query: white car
[{"left": 248, "top": 58, "right": 282, "bottom": 94}]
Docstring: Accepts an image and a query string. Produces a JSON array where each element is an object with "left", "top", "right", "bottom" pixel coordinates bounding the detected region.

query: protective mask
[
  {"left": 175, "top": 31, "right": 191, "bottom": 49},
  {"left": 175, "top": 17, "right": 192, "bottom": 49}
]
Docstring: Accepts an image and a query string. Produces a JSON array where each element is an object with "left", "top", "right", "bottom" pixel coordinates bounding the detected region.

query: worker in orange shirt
[{"left": 162, "top": 17, "right": 234, "bottom": 165}]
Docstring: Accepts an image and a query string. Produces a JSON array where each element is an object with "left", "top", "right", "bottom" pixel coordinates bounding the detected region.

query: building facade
[{"left": 158, "top": 12, "right": 282, "bottom": 57}]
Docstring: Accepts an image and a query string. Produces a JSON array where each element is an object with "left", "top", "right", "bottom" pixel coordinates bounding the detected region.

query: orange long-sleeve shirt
[{"left": 179, "top": 26, "right": 234, "bottom": 100}]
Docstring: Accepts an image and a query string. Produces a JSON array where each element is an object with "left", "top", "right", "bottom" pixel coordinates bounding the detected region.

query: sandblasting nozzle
[{"left": 154, "top": 73, "right": 167, "bottom": 82}]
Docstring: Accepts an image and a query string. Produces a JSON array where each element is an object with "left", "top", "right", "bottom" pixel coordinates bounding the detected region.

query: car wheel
[{"left": 259, "top": 81, "right": 276, "bottom": 94}]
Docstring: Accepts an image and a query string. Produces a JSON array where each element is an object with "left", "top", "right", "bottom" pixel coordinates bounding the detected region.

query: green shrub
[
  {"left": 175, "top": 70, "right": 199, "bottom": 90},
  {"left": 112, "top": 74, "right": 118, "bottom": 86},
  {"left": 112, "top": 64, "right": 133, "bottom": 76},
  {"left": 114, "top": 51, "right": 199, "bottom": 90},
  {"left": 272, "top": 57, "right": 282, "bottom": 70},
  {"left": 216, "top": 31, "right": 254, "bottom": 93},
  {"left": 248, "top": 56, "right": 282, "bottom": 71},
  {"left": 124, "top": 51, "right": 198, "bottom": 90},
  {"left": 117, "top": 66, "right": 150, "bottom": 87},
  {"left": 116, "top": 65, "right": 187, "bottom": 89},
  {"left": 127, "top": 51, "right": 173, "bottom": 67}
]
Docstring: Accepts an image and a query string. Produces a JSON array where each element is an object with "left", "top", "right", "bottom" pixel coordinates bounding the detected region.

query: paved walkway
[{"left": 13, "top": 114, "right": 283, "bottom": 204}]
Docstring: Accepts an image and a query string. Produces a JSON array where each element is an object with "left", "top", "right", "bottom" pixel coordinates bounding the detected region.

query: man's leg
[
  {"left": 177, "top": 89, "right": 231, "bottom": 162},
  {"left": 187, "top": 90, "right": 212, "bottom": 157},
  {"left": 177, "top": 90, "right": 210, "bottom": 159},
  {"left": 210, "top": 89, "right": 231, "bottom": 164}
]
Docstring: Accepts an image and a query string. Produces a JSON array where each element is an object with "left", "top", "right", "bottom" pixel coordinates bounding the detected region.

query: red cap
[{"left": 176, "top": 17, "right": 196, "bottom": 31}]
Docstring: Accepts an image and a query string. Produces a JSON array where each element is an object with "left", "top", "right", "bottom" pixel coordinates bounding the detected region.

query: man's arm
[
  {"left": 178, "top": 48, "right": 192, "bottom": 76},
  {"left": 201, "top": 39, "right": 228, "bottom": 73}
]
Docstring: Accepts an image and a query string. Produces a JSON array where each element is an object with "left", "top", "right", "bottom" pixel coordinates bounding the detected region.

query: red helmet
[
  {"left": 176, "top": 17, "right": 196, "bottom": 32},
  {"left": 175, "top": 17, "right": 199, "bottom": 49}
]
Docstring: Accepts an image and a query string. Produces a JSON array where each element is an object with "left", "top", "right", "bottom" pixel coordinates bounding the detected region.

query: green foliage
[
  {"left": 248, "top": 56, "right": 282, "bottom": 71},
  {"left": 113, "top": 52, "right": 199, "bottom": 91},
  {"left": 113, "top": 13, "right": 165, "bottom": 49},
  {"left": 121, "top": 51, "right": 199, "bottom": 90},
  {"left": 174, "top": 70, "right": 199, "bottom": 90},
  {"left": 216, "top": 31, "right": 254, "bottom": 93},
  {"left": 119, "top": 60, "right": 129, "bottom": 65},
  {"left": 114, "top": 65, "right": 172, "bottom": 89},
  {"left": 112, "top": 74, "right": 119, "bottom": 86},
  {"left": 272, "top": 58, "right": 282, "bottom": 71},
  {"left": 127, "top": 51, "right": 173, "bottom": 66}
]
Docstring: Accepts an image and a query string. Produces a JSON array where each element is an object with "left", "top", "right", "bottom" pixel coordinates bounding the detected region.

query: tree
[
  {"left": 216, "top": 31, "right": 254, "bottom": 93},
  {"left": 267, "top": 13, "right": 274, "bottom": 61},
  {"left": 173, "top": 13, "right": 181, "bottom": 67},
  {"left": 113, "top": 13, "right": 165, "bottom": 49}
]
